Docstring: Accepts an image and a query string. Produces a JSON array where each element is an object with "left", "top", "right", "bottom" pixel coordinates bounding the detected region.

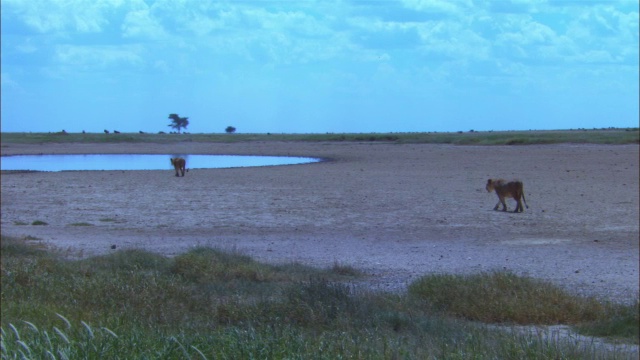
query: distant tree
[
  {"left": 225, "top": 126, "right": 236, "bottom": 134},
  {"left": 168, "top": 114, "right": 189, "bottom": 134}
]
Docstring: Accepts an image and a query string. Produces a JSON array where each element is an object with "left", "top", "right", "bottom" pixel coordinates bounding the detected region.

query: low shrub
[{"left": 408, "top": 271, "right": 606, "bottom": 324}]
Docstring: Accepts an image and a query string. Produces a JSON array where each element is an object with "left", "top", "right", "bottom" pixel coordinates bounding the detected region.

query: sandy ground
[{"left": 1, "top": 141, "right": 638, "bottom": 304}]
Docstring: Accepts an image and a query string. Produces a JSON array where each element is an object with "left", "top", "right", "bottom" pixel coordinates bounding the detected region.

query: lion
[
  {"left": 486, "top": 179, "right": 529, "bottom": 213},
  {"left": 170, "top": 157, "right": 187, "bottom": 177}
]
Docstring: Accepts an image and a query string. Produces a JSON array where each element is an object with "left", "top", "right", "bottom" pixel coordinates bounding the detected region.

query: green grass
[
  {"left": 409, "top": 271, "right": 603, "bottom": 324},
  {"left": 1, "top": 128, "right": 638, "bottom": 145},
  {"left": 30, "top": 220, "right": 48, "bottom": 226},
  {"left": 1, "top": 235, "right": 637, "bottom": 359},
  {"left": 576, "top": 301, "right": 640, "bottom": 343},
  {"left": 68, "top": 222, "right": 94, "bottom": 226}
]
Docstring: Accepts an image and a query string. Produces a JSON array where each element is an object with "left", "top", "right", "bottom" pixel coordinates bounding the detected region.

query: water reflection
[{"left": 1, "top": 154, "right": 320, "bottom": 172}]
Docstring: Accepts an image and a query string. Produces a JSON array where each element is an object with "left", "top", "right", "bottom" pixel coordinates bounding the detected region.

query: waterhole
[{"left": 0, "top": 154, "right": 320, "bottom": 172}]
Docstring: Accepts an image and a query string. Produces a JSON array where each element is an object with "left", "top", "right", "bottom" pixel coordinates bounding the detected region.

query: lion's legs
[
  {"left": 514, "top": 199, "right": 523, "bottom": 213},
  {"left": 181, "top": 168, "right": 185, "bottom": 176},
  {"left": 513, "top": 193, "right": 524, "bottom": 213},
  {"left": 494, "top": 197, "right": 508, "bottom": 211}
]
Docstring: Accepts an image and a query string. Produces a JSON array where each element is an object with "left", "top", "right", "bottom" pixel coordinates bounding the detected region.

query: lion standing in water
[
  {"left": 486, "top": 179, "right": 529, "bottom": 213},
  {"left": 170, "top": 157, "right": 187, "bottom": 177}
]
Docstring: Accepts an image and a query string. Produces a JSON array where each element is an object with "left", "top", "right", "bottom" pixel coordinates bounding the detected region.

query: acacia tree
[
  {"left": 225, "top": 126, "right": 236, "bottom": 134},
  {"left": 168, "top": 114, "right": 189, "bottom": 133}
]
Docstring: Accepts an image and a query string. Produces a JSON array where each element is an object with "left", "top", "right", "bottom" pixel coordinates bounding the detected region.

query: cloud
[
  {"left": 122, "top": 7, "right": 167, "bottom": 40},
  {"left": 1, "top": 0, "right": 120, "bottom": 33},
  {"left": 400, "top": 0, "right": 467, "bottom": 15},
  {"left": 496, "top": 17, "right": 556, "bottom": 45},
  {"left": 15, "top": 38, "right": 39, "bottom": 54},
  {"left": 54, "top": 44, "right": 144, "bottom": 70},
  {"left": 564, "top": 5, "right": 639, "bottom": 64},
  {"left": 1, "top": 72, "right": 21, "bottom": 90}
]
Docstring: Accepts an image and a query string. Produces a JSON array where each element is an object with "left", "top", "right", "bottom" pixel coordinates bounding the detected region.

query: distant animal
[
  {"left": 170, "top": 157, "right": 187, "bottom": 177},
  {"left": 104, "top": 130, "right": 109, "bottom": 134},
  {"left": 486, "top": 179, "right": 529, "bottom": 213},
  {"left": 114, "top": 130, "right": 120, "bottom": 134}
]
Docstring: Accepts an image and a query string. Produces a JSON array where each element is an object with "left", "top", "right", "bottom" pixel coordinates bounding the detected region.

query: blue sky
[{"left": 1, "top": 0, "right": 638, "bottom": 134}]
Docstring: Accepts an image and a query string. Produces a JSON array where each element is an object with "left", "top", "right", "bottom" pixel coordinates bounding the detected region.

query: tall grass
[
  {"left": 2, "top": 128, "right": 638, "bottom": 145},
  {"left": 408, "top": 271, "right": 607, "bottom": 324},
  {"left": 2, "top": 235, "right": 637, "bottom": 358},
  {"left": 576, "top": 301, "right": 640, "bottom": 343}
]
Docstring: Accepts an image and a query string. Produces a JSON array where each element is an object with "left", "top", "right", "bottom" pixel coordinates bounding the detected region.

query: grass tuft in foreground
[
  {"left": 2, "top": 235, "right": 637, "bottom": 358},
  {"left": 408, "top": 271, "right": 609, "bottom": 325},
  {"left": 575, "top": 300, "right": 640, "bottom": 343}
]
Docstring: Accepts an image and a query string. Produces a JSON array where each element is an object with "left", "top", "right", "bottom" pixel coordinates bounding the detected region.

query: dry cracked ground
[{"left": 1, "top": 142, "right": 638, "bottom": 305}]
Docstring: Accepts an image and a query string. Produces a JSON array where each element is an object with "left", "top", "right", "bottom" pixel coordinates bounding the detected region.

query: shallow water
[{"left": 0, "top": 154, "right": 320, "bottom": 172}]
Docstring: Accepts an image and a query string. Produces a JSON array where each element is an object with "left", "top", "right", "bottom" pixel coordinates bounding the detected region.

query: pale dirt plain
[{"left": 1, "top": 141, "right": 639, "bottom": 305}]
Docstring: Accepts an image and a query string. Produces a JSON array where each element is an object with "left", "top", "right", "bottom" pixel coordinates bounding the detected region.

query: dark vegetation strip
[
  {"left": 1, "top": 128, "right": 639, "bottom": 145},
  {"left": 1, "top": 236, "right": 637, "bottom": 358}
]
